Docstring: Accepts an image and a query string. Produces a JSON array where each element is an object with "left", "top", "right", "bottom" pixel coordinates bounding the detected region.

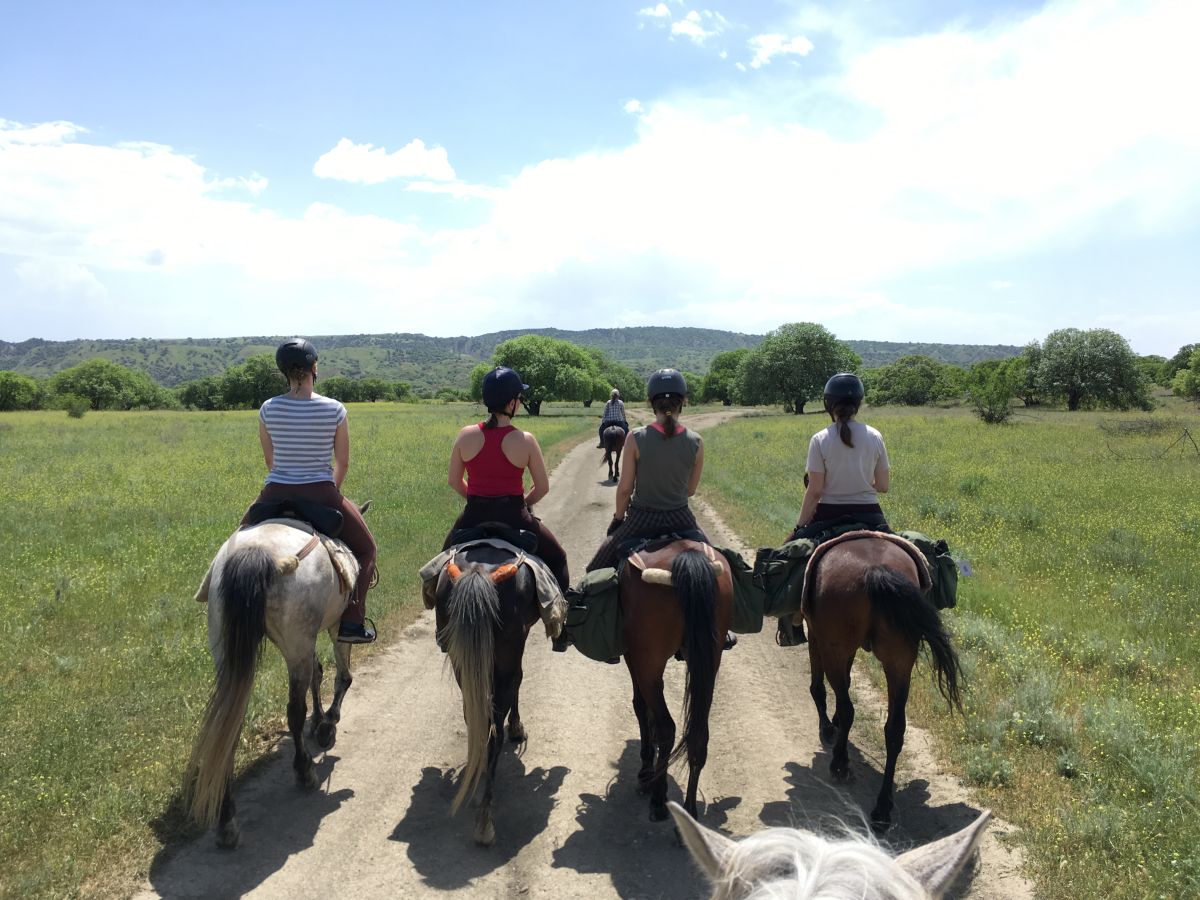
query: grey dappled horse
[
  {"left": 435, "top": 544, "right": 541, "bottom": 846},
  {"left": 670, "top": 801, "right": 991, "bottom": 900},
  {"left": 601, "top": 425, "right": 626, "bottom": 482},
  {"left": 187, "top": 516, "right": 362, "bottom": 848}
]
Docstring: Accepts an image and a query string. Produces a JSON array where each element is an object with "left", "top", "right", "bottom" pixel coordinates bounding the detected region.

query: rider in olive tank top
[{"left": 630, "top": 426, "right": 702, "bottom": 511}]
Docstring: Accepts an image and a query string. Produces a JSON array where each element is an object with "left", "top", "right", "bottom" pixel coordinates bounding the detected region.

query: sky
[{"left": 1, "top": 0, "right": 1198, "bottom": 356}]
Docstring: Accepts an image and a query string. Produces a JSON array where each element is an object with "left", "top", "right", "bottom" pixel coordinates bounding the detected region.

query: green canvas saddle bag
[{"left": 564, "top": 568, "right": 623, "bottom": 662}]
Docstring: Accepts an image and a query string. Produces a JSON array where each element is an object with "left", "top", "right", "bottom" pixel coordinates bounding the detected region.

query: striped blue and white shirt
[{"left": 259, "top": 393, "right": 347, "bottom": 485}]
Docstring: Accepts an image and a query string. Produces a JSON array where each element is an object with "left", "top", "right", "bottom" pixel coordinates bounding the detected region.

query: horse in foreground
[
  {"left": 670, "top": 801, "right": 991, "bottom": 900},
  {"left": 601, "top": 425, "right": 626, "bottom": 482},
  {"left": 802, "top": 533, "right": 963, "bottom": 830},
  {"left": 435, "top": 544, "right": 542, "bottom": 845},
  {"left": 620, "top": 540, "right": 732, "bottom": 821},
  {"left": 187, "top": 518, "right": 361, "bottom": 848}
]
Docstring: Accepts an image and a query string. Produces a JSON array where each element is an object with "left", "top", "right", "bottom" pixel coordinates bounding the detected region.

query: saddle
[
  {"left": 449, "top": 521, "right": 539, "bottom": 554},
  {"left": 243, "top": 497, "right": 343, "bottom": 538},
  {"left": 624, "top": 538, "right": 722, "bottom": 578},
  {"left": 616, "top": 528, "right": 708, "bottom": 563}
]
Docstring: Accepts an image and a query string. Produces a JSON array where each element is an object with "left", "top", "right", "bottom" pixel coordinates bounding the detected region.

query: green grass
[
  {"left": 699, "top": 401, "right": 1200, "bottom": 900},
  {"left": 0, "top": 402, "right": 592, "bottom": 898}
]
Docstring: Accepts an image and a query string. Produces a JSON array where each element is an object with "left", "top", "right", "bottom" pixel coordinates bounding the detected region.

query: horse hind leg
[
  {"left": 506, "top": 665, "right": 526, "bottom": 744},
  {"left": 316, "top": 636, "right": 353, "bottom": 750},
  {"left": 871, "top": 648, "right": 915, "bottom": 832},
  {"left": 215, "top": 781, "right": 239, "bottom": 849},
  {"left": 629, "top": 670, "right": 654, "bottom": 792},
  {"left": 308, "top": 652, "right": 325, "bottom": 736},
  {"left": 808, "top": 641, "right": 836, "bottom": 745},
  {"left": 288, "top": 657, "right": 318, "bottom": 789},
  {"left": 825, "top": 658, "right": 855, "bottom": 782}
]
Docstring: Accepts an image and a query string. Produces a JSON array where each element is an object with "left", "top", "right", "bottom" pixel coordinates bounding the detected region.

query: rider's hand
[{"left": 607, "top": 517, "right": 624, "bottom": 536}]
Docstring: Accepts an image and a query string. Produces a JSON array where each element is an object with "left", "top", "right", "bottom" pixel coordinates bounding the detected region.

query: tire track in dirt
[{"left": 137, "top": 409, "right": 1032, "bottom": 899}]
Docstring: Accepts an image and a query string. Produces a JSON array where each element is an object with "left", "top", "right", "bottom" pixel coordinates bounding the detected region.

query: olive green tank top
[{"left": 630, "top": 424, "right": 701, "bottom": 511}]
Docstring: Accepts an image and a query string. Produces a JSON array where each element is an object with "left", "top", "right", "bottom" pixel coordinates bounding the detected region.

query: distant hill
[{"left": 0, "top": 329, "right": 1021, "bottom": 391}]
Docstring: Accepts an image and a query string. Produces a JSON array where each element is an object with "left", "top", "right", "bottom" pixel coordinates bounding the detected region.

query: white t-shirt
[
  {"left": 805, "top": 421, "right": 889, "bottom": 505},
  {"left": 259, "top": 393, "right": 347, "bottom": 485}
]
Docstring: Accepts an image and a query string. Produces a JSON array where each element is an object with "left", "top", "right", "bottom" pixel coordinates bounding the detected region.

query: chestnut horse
[
  {"left": 803, "top": 536, "right": 962, "bottom": 830},
  {"left": 601, "top": 425, "right": 626, "bottom": 482},
  {"left": 619, "top": 540, "right": 733, "bottom": 821},
  {"left": 435, "top": 544, "right": 542, "bottom": 845}
]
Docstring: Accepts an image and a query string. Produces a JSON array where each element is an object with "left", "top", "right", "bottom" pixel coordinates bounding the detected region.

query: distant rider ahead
[{"left": 596, "top": 388, "right": 630, "bottom": 447}]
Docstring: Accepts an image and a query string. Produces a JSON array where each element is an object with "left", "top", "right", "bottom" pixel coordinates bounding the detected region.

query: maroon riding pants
[{"left": 240, "top": 481, "right": 376, "bottom": 624}]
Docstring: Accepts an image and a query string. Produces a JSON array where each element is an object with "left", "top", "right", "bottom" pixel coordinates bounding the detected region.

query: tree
[
  {"left": 736, "top": 323, "right": 860, "bottom": 413},
  {"left": 1160, "top": 343, "right": 1198, "bottom": 386},
  {"left": 582, "top": 348, "right": 643, "bottom": 405},
  {"left": 965, "top": 360, "right": 1016, "bottom": 423},
  {"left": 1171, "top": 348, "right": 1200, "bottom": 401},
  {"left": 0, "top": 371, "right": 43, "bottom": 410},
  {"left": 700, "top": 349, "right": 750, "bottom": 405},
  {"left": 220, "top": 354, "right": 285, "bottom": 409},
  {"left": 865, "top": 355, "right": 965, "bottom": 406},
  {"left": 48, "top": 358, "right": 171, "bottom": 410},
  {"left": 358, "top": 378, "right": 392, "bottom": 402},
  {"left": 489, "top": 335, "right": 603, "bottom": 415},
  {"left": 1037, "top": 328, "right": 1152, "bottom": 411},
  {"left": 1137, "top": 354, "right": 1167, "bottom": 387},
  {"left": 176, "top": 376, "right": 224, "bottom": 410},
  {"left": 1005, "top": 344, "right": 1043, "bottom": 407},
  {"left": 320, "top": 376, "right": 362, "bottom": 403}
]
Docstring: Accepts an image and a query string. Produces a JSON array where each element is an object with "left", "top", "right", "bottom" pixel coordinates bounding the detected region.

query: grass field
[
  {"left": 0, "top": 402, "right": 593, "bottom": 898},
  {"left": 699, "top": 400, "right": 1200, "bottom": 900}
]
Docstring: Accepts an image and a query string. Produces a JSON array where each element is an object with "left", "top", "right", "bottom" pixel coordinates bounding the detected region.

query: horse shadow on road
[
  {"left": 552, "top": 740, "right": 741, "bottom": 899},
  {"left": 389, "top": 754, "right": 568, "bottom": 890},
  {"left": 760, "top": 754, "right": 988, "bottom": 898},
  {"left": 146, "top": 748, "right": 351, "bottom": 899}
]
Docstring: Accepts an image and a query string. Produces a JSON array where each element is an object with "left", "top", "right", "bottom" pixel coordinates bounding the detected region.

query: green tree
[
  {"left": 965, "top": 360, "right": 1016, "bottom": 423},
  {"left": 220, "top": 355, "right": 285, "bottom": 409},
  {"left": 736, "top": 323, "right": 860, "bottom": 413},
  {"left": 582, "top": 347, "right": 643, "bottom": 405},
  {"left": 700, "top": 348, "right": 750, "bottom": 405},
  {"left": 490, "top": 335, "right": 602, "bottom": 415},
  {"left": 176, "top": 376, "right": 224, "bottom": 410},
  {"left": 1036, "top": 328, "right": 1153, "bottom": 411},
  {"left": 358, "top": 378, "right": 391, "bottom": 402},
  {"left": 1137, "top": 354, "right": 1168, "bottom": 387},
  {"left": 390, "top": 380, "right": 415, "bottom": 402},
  {"left": 320, "top": 376, "right": 362, "bottom": 403},
  {"left": 1171, "top": 348, "right": 1200, "bottom": 401},
  {"left": 49, "top": 358, "right": 170, "bottom": 410},
  {"left": 1159, "top": 343, "right": 1198, "bottom": 386},
  {"left": 865, "top": 355, "right": 966, "bottom": 406},
  {"left": 0, "top": 371, "right": 43, "bottom": 410}
]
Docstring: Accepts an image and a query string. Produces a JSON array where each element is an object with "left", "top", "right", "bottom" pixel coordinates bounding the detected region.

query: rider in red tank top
[{"left": 465, "top": 423, "right": 526, "bottom": 497}]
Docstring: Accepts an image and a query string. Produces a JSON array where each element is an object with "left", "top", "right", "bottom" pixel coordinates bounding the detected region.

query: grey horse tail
[
  {"left": 865, "top": 566, "right": 963, "bottom": 711},
  {"left": 187, "top": 546, "right": 274, "bottom": 827},
  {"left": 443, "top": 568, "right": 500, "bottom": 814},
  {"left": 668, "top": 549, "right": 718, "bottom": 767}
]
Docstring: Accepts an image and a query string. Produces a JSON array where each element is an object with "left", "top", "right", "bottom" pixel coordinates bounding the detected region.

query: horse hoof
[
  {"left": 649, "top": 802, "right": 670, "bottom": 822},
  {"left": 215, "top": 821, "right": 240, "bottom": 850},
  {"left": 507, "top": 721, "right": 527, "bottom": 744},
  {"left": 830, "top": 763, "right": 850, "bottom": 782},
  {"left": 870, "top": 812, "right": 893, "bottom": 834},
  {"left": 297, "top": 766, "right": 319, "bottom": 790},
  {"left": 315, "top": 720, "right": 337, "bottom": 751},
  {"left": 636, "top": 771, "right": 654, "bottom": 794},
  {"left": 474, "top": 816, "right": 496, "bottom": 846}
]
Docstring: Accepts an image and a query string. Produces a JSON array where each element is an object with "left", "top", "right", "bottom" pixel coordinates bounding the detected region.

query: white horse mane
[
  {"left": 669, "top": 802, "right": 991, "bottom": 900},
  {"left": 707, "top": 825, "right": 926, "bottom": 900}
]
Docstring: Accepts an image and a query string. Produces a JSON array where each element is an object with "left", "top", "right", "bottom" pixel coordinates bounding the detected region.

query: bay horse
[
  {"left": 435, "top": 544, "right": 542, "bottom": 845},
  {"left": 619, "top": 540, "right": 732, "bottom": 821},
  {"left": 601, "top": 425, "right": 626, "bottom": 482},
  {"left": 802, "top": 534, "right": 962, "bottom": 830},
  {"left": 670, "top": 800, "right": 991, "bottom": 900},
  {"left": 187, "top": 515, "right": 364, "bottom": 848}
]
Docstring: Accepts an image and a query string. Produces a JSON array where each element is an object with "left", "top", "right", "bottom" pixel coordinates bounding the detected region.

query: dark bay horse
[
  {"left": 435, "top": 544, "right": 542, "bottom": 845},
  {"left": 802, "top": 534, "right": 962, "bottom": 830},
  {"left": 188, "top": 518, "right": 362, "bottom": 848},
  {"left": 619, "top": 540, "right": 733, "bottom": 821},
  {"left": 601, "top": 425, "right": 626, "bottom": 482}
]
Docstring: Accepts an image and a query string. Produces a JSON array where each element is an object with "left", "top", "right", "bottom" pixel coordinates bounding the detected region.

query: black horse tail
[
  {"left": 865, "top": 566, "right": 963, "bottom": 711},
  {"left": 669, "top": 549, "right": 719, "bottom": 766},
  {"left": 442, "top": 569, "right": 500, "bottom": 814},
  {"left": 187, "top": 545, "right": 273, "bottom": 827}
]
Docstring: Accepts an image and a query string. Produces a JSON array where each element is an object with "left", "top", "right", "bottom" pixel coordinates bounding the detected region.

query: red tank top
[{"left": 465, "top": 424, "right": 525, "bottom": 497}]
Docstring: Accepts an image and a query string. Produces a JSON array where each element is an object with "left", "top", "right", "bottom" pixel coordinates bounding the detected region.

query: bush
[{"left": 65, "top": 396, "right": 89, "bottom": 418}]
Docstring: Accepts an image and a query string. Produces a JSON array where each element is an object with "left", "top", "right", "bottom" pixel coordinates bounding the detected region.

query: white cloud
[
  {"left": 747, "top": 33, "right": 814, "bottom": 68},
  {"left": 624, "top": 99, "right": 645, "bottom": 115},
  {"left": 989, "top": 280, "right": 1015, "bottom": 290},
  {"left": 671, "top": 9, "right": 728, "bottom": 45},
  {"left": 312, "top": 137, "right": 456, "bottom": 184},
  {"left": 16, "top": 258, "right": 107, "bottom": 301},
  {"left": 638, "top": 3, "right": 671, "bottom": 19}
]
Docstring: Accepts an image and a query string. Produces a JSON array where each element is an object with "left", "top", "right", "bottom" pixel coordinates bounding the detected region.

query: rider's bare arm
[
  {"left": 523, "top": 433, "right": 550, "bottom": 506},
  {"left": 796, "top": 470, "right": 825, "bottom": 527},
  {"left": 874, "top": 460, "right": 890, "bottom": 493},
  {"left": 614, "top": 438, "right": 638, "bottom": 519},
  {"left": 687, "top": 439, "right": 704, "bottom": 496},
  {"left": 258, "top": 420, "right": 274, "bottom": 471},
  {"left": 333, "top": 421, "right": 350, "bottom": 489},
  {"left": 447, "top": 429, "right": 472, "bottom": 498}
]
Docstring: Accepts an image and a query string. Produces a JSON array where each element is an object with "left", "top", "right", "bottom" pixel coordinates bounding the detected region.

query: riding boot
[{"left": 775, "top": 616, "right": 807, "bottom": 647}]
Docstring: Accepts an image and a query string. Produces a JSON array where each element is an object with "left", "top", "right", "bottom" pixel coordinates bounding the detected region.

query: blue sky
[{"left": 1, "top": 0, "right": 1197, "bottom": 356}]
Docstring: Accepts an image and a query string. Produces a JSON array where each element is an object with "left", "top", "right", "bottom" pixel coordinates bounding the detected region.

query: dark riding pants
[
  {"left": 442, "top": 495, "right": 570, "bottom": 592},
  {"left": 241, "top": 481, "right": 376, "bottom": 625}
]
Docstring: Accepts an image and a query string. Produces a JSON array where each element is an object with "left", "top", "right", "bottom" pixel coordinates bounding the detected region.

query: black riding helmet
[
  {"left": 647, "top": 368, "right": 687, "bottom": 401},
  {"left": 823, "top": 372, "right": 864, "bottom": 409},
  {"left": 482, "top": 366, "right": 529, "bottom": 410},
  {"left": 276, "top": 338, "right": 318, "bottom": 374}
]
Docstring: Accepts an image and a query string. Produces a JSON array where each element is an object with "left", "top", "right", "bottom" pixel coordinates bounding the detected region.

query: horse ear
[
  {"left": 895, "top": 810, "right": 991, "bottom": 898},
  {"left": 668, "top": 801, "right": 736, "bottom": 882}
]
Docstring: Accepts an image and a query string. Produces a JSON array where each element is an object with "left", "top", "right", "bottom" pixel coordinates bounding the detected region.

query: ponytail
[
  {"left": 483, "top": 413, "right": 499, "bottom": 429},
  {"left": 827, "top": 398, "right": 860, "bottom": 447},
  {"left": 651, "top": 396, "right": 684, "bottom": 437}
]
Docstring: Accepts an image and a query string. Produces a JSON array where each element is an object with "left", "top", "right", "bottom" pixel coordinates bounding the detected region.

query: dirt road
[{"left": 138, "top": 412, "right": 1033, "bottom": 899}]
